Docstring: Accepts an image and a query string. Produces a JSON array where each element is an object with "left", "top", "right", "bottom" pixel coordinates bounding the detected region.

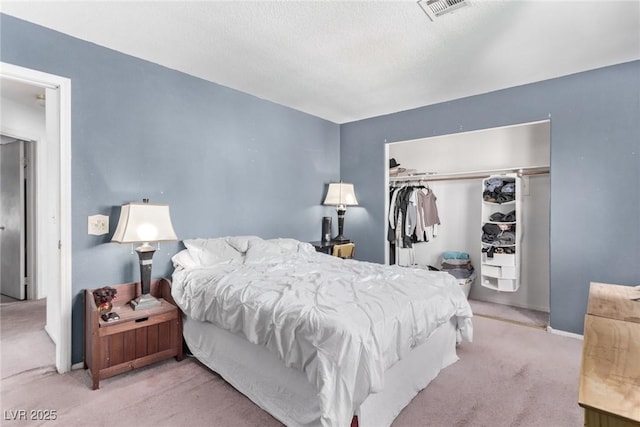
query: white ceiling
[{"left": 2, "top": 1, "right": 639, "bottom": 123}]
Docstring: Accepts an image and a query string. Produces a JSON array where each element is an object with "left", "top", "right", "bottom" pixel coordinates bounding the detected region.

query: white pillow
[
  {"left": 266, "top": 238, "right": 301, "bottom": 252},
  {"left": 171, "top": 249, "right": 198, "bottom": 269},
  {"left": 225, "top": 235, "right": 263, "bottom": 253},
  {"left": 245, "top": 239, "right": 296, "bottom": 264},
  {"left": 183, "top": 238, "right": 243, "bottom": 266},
  {"left": 297, "top": 241, "right": 316, "bottom": 256}
]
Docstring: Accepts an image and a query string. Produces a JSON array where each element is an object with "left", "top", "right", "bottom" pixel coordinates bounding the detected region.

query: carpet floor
[
  {"left": 1, "top": 299, "right": 583, "bottom": 427},
  {"left": 468, "top": 299, "right": 550, "bottom": 329},
  {"left": 1, "top": 299, "right": 55, "bottom": 380}
]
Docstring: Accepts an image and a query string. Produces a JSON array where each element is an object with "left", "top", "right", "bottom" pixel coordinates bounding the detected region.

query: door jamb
[
  {"left": 1, "top": 62, "right": 72, "bottom": 374},
  {"left": 25, "top": 140, "right": 37, "bottom": 300}
]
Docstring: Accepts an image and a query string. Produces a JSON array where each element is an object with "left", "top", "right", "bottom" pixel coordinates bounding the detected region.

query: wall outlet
[{"left": 88, "top": 214, "right": 109, "bottom": 236}]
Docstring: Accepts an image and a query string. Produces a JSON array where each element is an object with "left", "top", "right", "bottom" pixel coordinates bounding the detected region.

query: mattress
[{"left": 183, "top": 314, "right": 459, "bottom": 427}]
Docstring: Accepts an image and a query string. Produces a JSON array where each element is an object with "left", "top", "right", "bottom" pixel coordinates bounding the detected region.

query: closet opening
[{"left": 384, "top": 120, "right": 550, "bottom": 326}]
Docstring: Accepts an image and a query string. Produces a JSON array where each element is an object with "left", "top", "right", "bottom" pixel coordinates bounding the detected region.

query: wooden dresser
[{"left": 578, "top": 282, "right": 640, "bottom": 426}]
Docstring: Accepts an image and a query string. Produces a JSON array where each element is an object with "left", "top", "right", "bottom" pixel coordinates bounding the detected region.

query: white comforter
[{"left": 172, "top": 249, "right": 472, "bottom": 427}]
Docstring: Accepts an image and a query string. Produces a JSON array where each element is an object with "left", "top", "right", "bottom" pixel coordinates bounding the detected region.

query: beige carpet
[
  {"left": 1, "top": 299, "right": 583, "bottom": 427},
  {"left": 468, "top": 299, "right": 550, "bottom": 329},
  {"left": 1, "top": 299, "right": 55, "bottom": 380},
  {"left": 1, "top": 294, "right": 21, "bottom": 303}
]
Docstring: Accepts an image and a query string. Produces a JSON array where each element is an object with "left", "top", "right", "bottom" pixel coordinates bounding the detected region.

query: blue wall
[
  {"left": 1, "top": 14, "right": 341, "bottom": 363},
  {"left": 341, "top": 60, "right": 640, "bottom": 335},
  {"left": 2, "top": 13, "right": 639, "bottom": 362}
]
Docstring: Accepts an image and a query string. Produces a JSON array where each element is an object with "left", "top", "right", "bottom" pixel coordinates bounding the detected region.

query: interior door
[{"left": 0, "top": 139, "right": 26, "bottom": 300}]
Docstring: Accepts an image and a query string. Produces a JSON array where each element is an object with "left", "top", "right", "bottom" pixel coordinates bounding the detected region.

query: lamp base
[
  {"left": 332, "top": 207, "right": 350, "bottom": 244},
  {"left": 130, "top": 293, "right": 161, "bottom": 311}
]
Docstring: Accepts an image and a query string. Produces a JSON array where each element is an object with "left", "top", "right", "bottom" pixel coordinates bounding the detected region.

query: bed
[{"left": 171, "top": 236, "right": 473, "bottom": 427}]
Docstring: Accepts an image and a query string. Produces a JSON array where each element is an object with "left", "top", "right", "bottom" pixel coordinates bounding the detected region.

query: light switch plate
[{"left": 88, "top": 214, "right": 109, "bottom": 235}]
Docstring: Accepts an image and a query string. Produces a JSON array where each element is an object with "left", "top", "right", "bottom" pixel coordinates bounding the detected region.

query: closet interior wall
[{"left": 387, "top": 121, "right": 550, "bottom": 312}]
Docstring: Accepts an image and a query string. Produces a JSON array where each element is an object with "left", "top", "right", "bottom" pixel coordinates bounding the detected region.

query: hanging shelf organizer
[{"left": 479, "top": 173, "right": 522, "bottom": 292}]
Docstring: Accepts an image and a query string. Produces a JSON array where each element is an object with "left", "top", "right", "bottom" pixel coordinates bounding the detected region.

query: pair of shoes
[
  {"left": 482, "top": 246, "right": 495, "bottom": 258},
  {"left": 482, "top": 246, "right": 516, "bottom": 256}
]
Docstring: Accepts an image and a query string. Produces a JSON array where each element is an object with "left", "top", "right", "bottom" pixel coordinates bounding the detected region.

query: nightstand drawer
[{"left": 97, "top": 300, "right": 177, "bottom": 336}]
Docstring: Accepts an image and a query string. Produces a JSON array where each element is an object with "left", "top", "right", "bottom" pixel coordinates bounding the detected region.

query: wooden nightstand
[
  {"left": 83, "top": 278, "right": 183, "bottom": 390},
  {"left": 309, "top": 240, "right": 351, "bottom": 255}
]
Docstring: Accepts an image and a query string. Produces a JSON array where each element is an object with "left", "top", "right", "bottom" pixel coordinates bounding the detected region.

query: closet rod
[{"left": 389, "top": 165, "right": 550, "bottom": 183}]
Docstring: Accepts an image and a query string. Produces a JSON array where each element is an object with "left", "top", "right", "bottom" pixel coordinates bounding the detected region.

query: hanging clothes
[
  {"left": 417, "top": 187, "right": 440, "bottom": 240},
  {"left": 388, "top": 183, "right": 441, "bottom": 250}
]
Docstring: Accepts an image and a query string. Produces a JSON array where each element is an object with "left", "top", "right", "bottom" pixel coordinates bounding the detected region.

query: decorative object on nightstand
[
  {"left": 323, "top": 182, "right": 358, "bottom": 243},
  {"left": 321, "top": 216, "right": 332, "bottom": 243},
  {"left": 92, "top": 286, "right": 117, "bottom": 314},
  {"left": 112, "top": 199, "right": 177, "bottom": 311}
]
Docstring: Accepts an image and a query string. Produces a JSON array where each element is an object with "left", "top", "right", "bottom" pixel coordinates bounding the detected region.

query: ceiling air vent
[{"left": 418, "top": 0, "right": 469, "bottom": 21}]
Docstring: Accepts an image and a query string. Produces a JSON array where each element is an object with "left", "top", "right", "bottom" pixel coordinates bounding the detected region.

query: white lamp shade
[
  {"left": 112, "top": 202, "right": 177, "bottom": 243},
  {"left": 323, "top": 183, "right": 358, "bottom": 206}
]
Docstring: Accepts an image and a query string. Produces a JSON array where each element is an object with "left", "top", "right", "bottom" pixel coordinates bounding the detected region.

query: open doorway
[
  {"left": 1, "top": 63, "right": 72, "bottom": 374},
  {"left": 1, "top": 135, "right": 35, "bottom": 302}
]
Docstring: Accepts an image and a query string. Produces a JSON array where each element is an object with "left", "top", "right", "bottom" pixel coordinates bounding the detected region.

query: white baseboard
[
  {"left": 547, "top": 326, "right": 583, "bottom": 340},
  {"left": 71, "top": 362, "right": 84, "bottom": 371},
  {"left": 469, "top": 295, "right": 549, "bottom": 313}
]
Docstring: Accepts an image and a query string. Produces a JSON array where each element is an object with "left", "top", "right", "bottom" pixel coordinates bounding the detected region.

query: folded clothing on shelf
[
  {"left": 489, "top": 210, "right": 516, "bottom": 222},
  {"left": 483, "top": 177, "right": 516, "bottom": 204},
  {"left": 442, "top": 251, "right": 470, "bottom": 260},
  {"left": 482, "top": 223, "right": 516, "bottom": 245},
  {"left": 439, "top": 251, "right": 475, "bottom": 279}
]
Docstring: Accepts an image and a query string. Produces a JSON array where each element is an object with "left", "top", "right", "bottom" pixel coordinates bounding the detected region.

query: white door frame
[{"left": 1, "top": 62, "right": 72, "bottom": 374}]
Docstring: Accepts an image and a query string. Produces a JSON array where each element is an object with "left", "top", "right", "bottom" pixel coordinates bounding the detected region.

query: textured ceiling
[{"left": 2, "top": 1, "right": 639, "bottom": 123}]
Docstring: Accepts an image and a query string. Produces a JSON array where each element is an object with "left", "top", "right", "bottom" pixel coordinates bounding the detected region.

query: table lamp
[
  {"left": 323, "top": 182, "right": 358, "bottom": 243},
  {"left": 112, "top": 199, "right": 177, "bottom": 310}
]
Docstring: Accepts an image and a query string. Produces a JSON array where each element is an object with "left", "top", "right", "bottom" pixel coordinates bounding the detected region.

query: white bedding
[
  {"left": 182, "top": 314, "right": 459, "bottom": 427},
  {"left": 172, "top": 237, "right": 473, "bottom": 427}
]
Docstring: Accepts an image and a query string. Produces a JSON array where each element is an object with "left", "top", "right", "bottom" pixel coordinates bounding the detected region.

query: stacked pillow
[{"left": 172, "top": 236, "right": 315, "bottom": 269}]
